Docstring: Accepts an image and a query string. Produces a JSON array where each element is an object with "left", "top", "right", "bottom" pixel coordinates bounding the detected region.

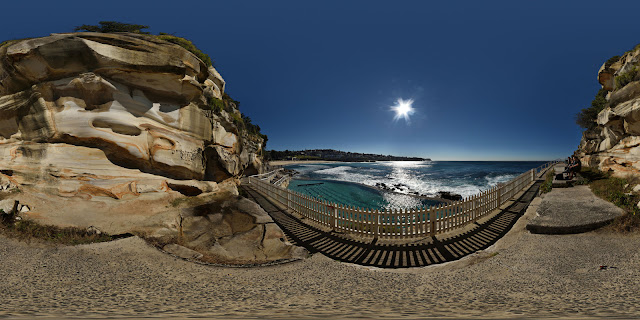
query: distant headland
[{"left": 265, "top": 149, "right": 430, "bottom": 162}]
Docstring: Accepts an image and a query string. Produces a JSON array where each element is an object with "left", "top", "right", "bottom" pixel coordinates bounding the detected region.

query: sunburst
[{"left": 391, "top": 98, "right": 415, "bottom": 122}]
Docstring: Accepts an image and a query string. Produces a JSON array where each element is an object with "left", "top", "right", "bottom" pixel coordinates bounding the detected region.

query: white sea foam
[
  {"left": 485, "top": 174, "right": 516, "bottom": 187},
  {"left": 294, "top": 164, "right": 331, "bottom": 175},
  {"left": 292, "top": 162, "right": 537, "bottom": 204}
]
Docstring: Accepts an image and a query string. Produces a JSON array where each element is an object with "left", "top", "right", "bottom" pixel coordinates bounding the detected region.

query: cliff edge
[
  {"left": 0, "top": 32, "right": 306, "bottom": 264},
  {"left": 577, "top": 46, "right": 640, "bottom": 176}
]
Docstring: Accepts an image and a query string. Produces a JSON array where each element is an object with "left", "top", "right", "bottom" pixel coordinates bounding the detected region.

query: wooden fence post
[
  {"left": 430, "top": 207, "right": 436, "bottom": 236},
  {"left": 249, "top": 160, "right": 556, "bottom": 240},
  {"left": 373, "top": 209, "right": 379, "bottom": 238}
]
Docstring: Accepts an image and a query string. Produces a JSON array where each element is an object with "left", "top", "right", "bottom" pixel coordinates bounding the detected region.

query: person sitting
[{"left": 564, "top": 156, "right": 581, "bottom": 180}]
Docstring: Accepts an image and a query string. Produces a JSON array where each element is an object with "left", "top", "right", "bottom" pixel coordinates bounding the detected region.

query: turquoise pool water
[
  {"left": 286, "top": 160, "right": 547, "bottom": 210},
  {"left": 288, "top": 179, "right": 443, "bottom": 210}
]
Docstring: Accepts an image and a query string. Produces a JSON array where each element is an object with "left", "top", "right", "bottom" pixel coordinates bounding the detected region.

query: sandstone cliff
[
  {"left": 0, "top": 32, "right": 305, "bottom": 264},
  {"left": 577, "top": 46, "right": 640, "bottom": 176}
]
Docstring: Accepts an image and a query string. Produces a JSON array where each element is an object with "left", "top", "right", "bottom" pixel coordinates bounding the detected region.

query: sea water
[{"left": 286, "top": 161, "right": 547, "bottom": 210}]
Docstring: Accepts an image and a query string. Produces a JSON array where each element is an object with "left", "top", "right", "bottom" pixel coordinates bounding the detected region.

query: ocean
[{"left": 285, "top": 161, "right": 547, "bottom": 210}]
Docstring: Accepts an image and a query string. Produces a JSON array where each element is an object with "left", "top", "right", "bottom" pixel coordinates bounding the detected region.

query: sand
[{"left": 1, "top": 201, "right": 640, "bottom": 319}]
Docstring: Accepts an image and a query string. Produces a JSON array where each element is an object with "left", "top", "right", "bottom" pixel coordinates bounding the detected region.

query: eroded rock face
[
  {"left": 168, "top": 198, "right": 308, "bottom": 264},
  {"left": 0, "top": 32, "right": 264, "bottom": 181},
  {"left": 577, "top": 48, "right": 640, "bottom": 176},
  {"left": 0, "top": 33, "right": 297, "bottom": 265}
]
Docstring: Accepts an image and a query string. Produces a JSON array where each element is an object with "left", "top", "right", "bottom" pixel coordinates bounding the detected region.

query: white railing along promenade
[{"left": 249, "top": 161, "right": 558, "bottom": 240}]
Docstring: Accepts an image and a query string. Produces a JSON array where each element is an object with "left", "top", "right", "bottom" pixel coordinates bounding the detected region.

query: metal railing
[{"left": 249, "top": 161, "right": 558, "bottom": 240}]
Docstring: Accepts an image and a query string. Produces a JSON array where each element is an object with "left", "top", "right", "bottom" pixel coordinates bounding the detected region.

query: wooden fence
[{"left": 249, "top": 161, "right": 557, "bottom": 239}]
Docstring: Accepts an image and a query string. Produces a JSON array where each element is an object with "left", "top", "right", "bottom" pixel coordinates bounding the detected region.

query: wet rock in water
[{"left": 437, "top": 191, "right": 463, "bottom": 201}]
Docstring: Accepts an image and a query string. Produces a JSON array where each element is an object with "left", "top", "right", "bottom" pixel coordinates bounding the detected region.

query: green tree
[
  {"left": 74, "top": 21, "right": 150, "bottom": 34},
  {"left": 576, "top": 88, "right": 608, "bottom": 129}
]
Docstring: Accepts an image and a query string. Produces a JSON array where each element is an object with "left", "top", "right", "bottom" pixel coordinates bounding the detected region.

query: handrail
[
  {"left": 273, "top": 175, "right": 289, "bottom": 186},
  {"left": 252, "top": 168, "right": 283, "bottom": 179},
  {"left": 249, "top": 161, "right": 559, "bottom": 240}
]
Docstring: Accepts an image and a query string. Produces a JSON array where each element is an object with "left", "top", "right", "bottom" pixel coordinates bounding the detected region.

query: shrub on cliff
[
  {"left": 155, "top": 33, "right": 213, "bottom": 67},
  {"left": 208, "top": 97, "right": 225, "bottom": 113},
  {"left": 615, "top": 67, "right": 638, "bottom": 89},
  {"left": 576, "top": 88, "right": 608, "bottom": 129},
  {"left": 74, "top": 21, "right": 150, "bottom": 34},
  {"left": 207, "top": 94, "right": 268, "bottom": 147},
  {"left": 604, "top": 55, "right": 620, "bottom": 69},
  {"left": 73, "top": 22, "right": 213, "bottom": 68}
]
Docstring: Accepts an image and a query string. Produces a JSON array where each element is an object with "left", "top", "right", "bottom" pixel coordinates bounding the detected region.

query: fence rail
[{"left": 249, "top": 161, "right": 558, "bottom": 240}]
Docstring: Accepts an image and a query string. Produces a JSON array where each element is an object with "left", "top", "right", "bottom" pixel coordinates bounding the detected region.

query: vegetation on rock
[
  {"left": 0, "top": 208, "right": 113, "bottom": 245},
  {"left": 74, "top": 21, "right": 150, "bottom": 34},
  {"left": 156, "top": 33, "right": 213, "bottom": 67},
  {"left": 539, "top": 171, "right": 554, "bottom": 194},
  {"left": 578, "top": 167, "right": 640, "bottom": 232},
  {"left": 575, "top": 88, "right": 608, "bottom": 129},
  {"left": 73, "top": 22, "right": 213, "bottom": 67},
  {"left": 71, "top": 22, "right": 262, "bottom": 144},
  {"left": 208, "top": 97, "right": 225, "bottom": 113},
  {"left": 604, "top": 55, "right": 621, "bottom": 69},
  {"left": 206, "top": 93, "right": 268, "bottom": 148},
  {"left": 615, "top": 67, "right": 638, "bottom": 89}
]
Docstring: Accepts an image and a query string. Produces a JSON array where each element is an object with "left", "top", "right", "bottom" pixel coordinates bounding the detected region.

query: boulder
[
  {"left": 0, "top": 32, "right": 264, "bottom": 184},
  {"left": 0, "top": 33, "right": 292, "bottom": 265},
  {"left": 153, "top": 196, "right": 307, "bottom": 264},
  {"left": 437, "top": 191, "right": 463, "bottom": 201}
]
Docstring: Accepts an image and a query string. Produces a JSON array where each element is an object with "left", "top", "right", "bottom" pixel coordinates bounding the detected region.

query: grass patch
[
  {"left": 580, "top": 167, "right": 640, "bottom": 232},
  {"left": 608, "top": 214, "right": 640, "bottom": 233},
  {"left": 590, "top": 177, "right": 640, "bottom": 215},
  {"left": 0, "top": 39, "right": 20, "bottom": 48},
  {"left": 155, "top": 33, "right": 213, "bottom": 67},
  {"left": 0, "top": 207, "right": 113, "bottom": 245},
  {"left": 539, "top": 171, "right": 554, "bottom": 194}
]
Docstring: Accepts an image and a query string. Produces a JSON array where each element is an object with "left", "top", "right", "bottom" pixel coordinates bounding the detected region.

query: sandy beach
[{"left": 2, "top": 200, "right": 639, "bottom": 319}]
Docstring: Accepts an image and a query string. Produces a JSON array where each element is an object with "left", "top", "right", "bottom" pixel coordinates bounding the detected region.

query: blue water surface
[{"left": 286, "top": 161, "right": 547, "bottom": 210}]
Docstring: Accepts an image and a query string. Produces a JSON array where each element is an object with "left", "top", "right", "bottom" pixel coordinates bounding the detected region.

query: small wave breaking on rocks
[{"left": 286, "top": 161, "right": 545, "bottom": 209}]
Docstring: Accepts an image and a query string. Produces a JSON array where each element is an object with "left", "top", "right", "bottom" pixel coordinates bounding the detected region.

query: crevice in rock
[
  {"left": 167, "top": 183, "right": 203, "bottom": 196},
  {"left": 53, "top": 134, "right": 203, "bottom": 181},
  {"left": 260, "top": 224, "right": 266, "bottom": 248}
]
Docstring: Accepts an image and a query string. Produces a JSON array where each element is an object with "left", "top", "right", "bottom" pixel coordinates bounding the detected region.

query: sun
[{"left": 391, "top": 98, "right": 415, "bottom": 122}]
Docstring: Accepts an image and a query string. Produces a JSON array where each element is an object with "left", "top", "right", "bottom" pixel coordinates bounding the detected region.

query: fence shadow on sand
[{"left": 241, "top": 179, "right": 542, "bottom": 268}]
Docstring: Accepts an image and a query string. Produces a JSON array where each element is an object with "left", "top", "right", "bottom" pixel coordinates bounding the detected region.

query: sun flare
[{"left": 391, "top": 98, "right": 415, "bottom": 122}]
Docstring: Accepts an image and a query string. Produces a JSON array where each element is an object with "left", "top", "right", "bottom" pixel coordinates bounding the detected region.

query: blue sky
[{"left": 2, "top": 0, "right": 639, "bottom": 160}]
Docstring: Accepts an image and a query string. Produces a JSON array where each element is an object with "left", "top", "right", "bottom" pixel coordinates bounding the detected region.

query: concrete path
[
  {"left": 4, "top": 189, "right": 640, "bottom": 319},
  {"left": 242, "top": 179, "right": 542, "bottom": 268},
  {"left": 527, "top": 185, "right": 625, "bottom": 234}
]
